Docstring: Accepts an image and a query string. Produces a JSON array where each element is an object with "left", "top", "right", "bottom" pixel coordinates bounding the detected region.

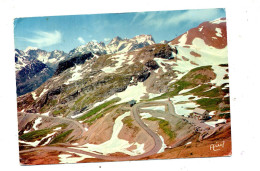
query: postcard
[{"left": 14, "top": 8, "right": 231, "bottom": 165}]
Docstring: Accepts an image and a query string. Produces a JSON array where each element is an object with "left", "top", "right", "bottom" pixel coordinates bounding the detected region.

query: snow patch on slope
[
  {"left": 41, "top": 111, "right": 50, "bottom": 116},
  {"left": 199, "top": 26, "right": 204, "bottom": 32},
  {"left": 178, "top": 32, "right": 188, "bottom": 45},
  {"left": 31, "top": 92, "right": 37, "bottom": 100},
  {"left": 153, "top": 58, "right": 169, "bottom": 72},
  {"left": 157, "top": 135, "right": 167, "bottom": 153},
  {"left": 19, "top": 139, "right": 41, "bottom": 147},
  {"left": 33, "top": 117, "right": 42, "bottom": 130},
  {"left": 173, "top": 102, "right": 199, "bottom": 117},
  {"left": 140, "top": 112, "right": 153, "bottom": 119},
  {"left": 115, "top": 82, "right": 147, "bottom": 103},
  {"left": 19, "top": 131, "right": 56, "bottom": 147},
  {"left": 170, "top": 95, "right": 201, "bottom": 116},
  {"left": 215, "top": 28, "right": 222, "bottom": 37},
  {"left": 39, "top": 88, "right": 48, "bottom": 98},
  {"left": 71, "top": 111, "right": 145, "bottom": 156},
  {"left": 205, "top": 119, "right": 226, "bottom": 127},
  {"left": 32, "top": 88, "right": 48, "bottom": 100},
  {"left": 15, "top": 58, "right": 27, "bottom": 72},
  {"left": 102, "top": 54, "right": 127, "bottom": 73},
  {"left": 148, "top": 92, "right": 163, "bottom": 99},
  {"left": 141, "top": 106, "right": 165, "bottom": 112},
  {"left": 210, "top": 65, "right": 229, "bottom": 86},
  {"left": 178, "top": 85, "right": 200, "bottom": 94},
  {"left": 93, "top": 95, "right": 118, "bottom": 108},
  {"left": 64, "top": 65, "right": 83, "bottom": 85},
  {"left": 59, "top": 152, "right": 94, "bottom": 164},
  {"left": 41, "top": 132, "right": 56, "bottom": 146}
]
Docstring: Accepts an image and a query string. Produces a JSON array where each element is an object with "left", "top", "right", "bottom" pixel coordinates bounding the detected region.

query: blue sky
[{"left": 14, "top": 8, "right": 226, "bottom": 53}]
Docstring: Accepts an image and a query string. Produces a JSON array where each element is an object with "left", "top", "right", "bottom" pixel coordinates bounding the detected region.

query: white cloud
[
  {"left": 92, "top": 39, "right": 98, "bottom": 43},
  {"left": 169, "top": 9, "right": 221, "bottom": 25},
  {"left": 24, "top": 30, "right": 61, "bottom": 48},
  {"left": 131, "top": 12, "right": 146, "bottom": 24},
  {"left": 142, "top": 9, "right": 223, "bottom": 29},
  {"left": 77, "top": 37, "right": 86, "bottom": 44},
  {"left": 104, "top": 37, "right": 110, "bottom": 42}
]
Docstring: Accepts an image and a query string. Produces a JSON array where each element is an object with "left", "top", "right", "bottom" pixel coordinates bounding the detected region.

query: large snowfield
[{"left": 169, "top": 37, "right": 228, "bottom": 75}]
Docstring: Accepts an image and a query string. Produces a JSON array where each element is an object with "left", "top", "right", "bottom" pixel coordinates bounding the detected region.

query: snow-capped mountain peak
[
  {"left": 68, "top": 34, "right": 156, "bottom": 56},
  {"left": 108, "top": 36, "right": 123, "bottom": 45},
  {"left": 133, "top": 34, "right": 154, "bottom": 44},
  {"left": 24, "top": 46, "right": 38, "bottom": 53}
]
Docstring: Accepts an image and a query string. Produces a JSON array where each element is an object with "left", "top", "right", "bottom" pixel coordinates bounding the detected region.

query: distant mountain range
[
  {"left": 15, "top": 34, "right": 156, "bottom": 96},
  {"left": 67, "top": 34, "right": 155, "bottom": 57}
]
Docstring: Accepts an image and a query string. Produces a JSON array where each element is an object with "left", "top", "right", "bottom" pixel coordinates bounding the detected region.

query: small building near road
[{"left": 192, "top": 108, "right": 210, "bottom": 120}]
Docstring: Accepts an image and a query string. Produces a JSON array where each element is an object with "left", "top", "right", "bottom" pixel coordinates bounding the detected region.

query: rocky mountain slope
[
  {"left": 17, "top": 18, "right": 231, "bottom": 164},
  {"left": 15, "top": 48, "right": 68, "bottom": 96},
  {"left": 16, "top": 59, "right": 54, "bottom": 96}
]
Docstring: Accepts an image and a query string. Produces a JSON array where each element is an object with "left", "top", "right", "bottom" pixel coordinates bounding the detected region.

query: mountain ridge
[
  {"left": 68, "top": 34, "right": 156, "bottom": 57},
  {"left": 15, "top": 34, "right": 157, "bottom": 96}
]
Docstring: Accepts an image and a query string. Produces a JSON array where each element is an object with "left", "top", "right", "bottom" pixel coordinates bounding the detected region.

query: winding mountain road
[
  {"left": 19, "top": 100, "right": 176, "bottom": 161},
  {"left": 18, "top": 112, "right": 87, "bottom": 144}
]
